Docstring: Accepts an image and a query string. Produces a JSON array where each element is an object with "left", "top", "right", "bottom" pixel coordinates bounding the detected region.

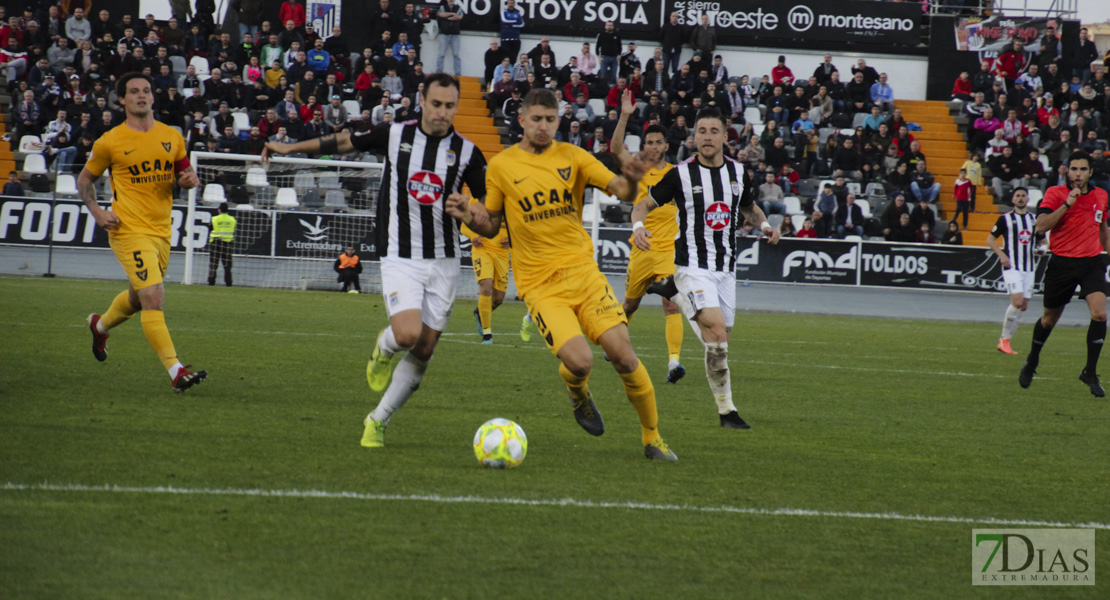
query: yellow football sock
[
  {"left": 101, "top": 290, "right": 139, "bottom": 329},
  {"left": 478, "top": 294, "right": 493, "bottom": 333},
  {"left": 619, "top": 361, "right": 660, "bottom": 445},
  {"left": 558, "top": 362, "right": 590, "bottom": 403},
  {"left": 141, "top": 310, "right": 179, "bottom": 370},
  {"left": 665, "top": 313, "right": 683, "bottom": 360}
]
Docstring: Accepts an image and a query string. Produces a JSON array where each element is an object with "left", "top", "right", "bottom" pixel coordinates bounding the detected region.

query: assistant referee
[{"left": 1019, "top": 150, "right": 1110, "bottom": 396}]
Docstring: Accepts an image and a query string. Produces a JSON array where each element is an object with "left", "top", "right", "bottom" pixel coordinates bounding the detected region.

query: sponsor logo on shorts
[
  {"left": 389, "top": 292, "right": 399, "bottom": 306},
  {"left": 408, "top": 171, "right": 444, "bottom": 205},
  {"left": 704, "top": 202, "right": 731, "bottom": 230},
  {"left": 136, "top": 269, "right": 148, "bottom": 281}
]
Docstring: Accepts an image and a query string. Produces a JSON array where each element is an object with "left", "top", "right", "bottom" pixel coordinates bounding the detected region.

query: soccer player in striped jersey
[
  {"left": 987, "top": 187, "right": 1042, "bottom": 355},
  {"left": 610, "top": 89, "right": 688, "bottom": 383},
  {"left": 1019, "top": 151, "right": 1110, "bottom": 396},
  {"left": 79, "top": 73, "right": 207, "bottom": 392},
  {"left": 264, "top": 74, "right": 488, "bottom": 445},
  {"left": 631, "top": 107, "right": 779, "bottom": 429},
  {"left": 448, "top": 88, "right": 678, "bottom": 461}
]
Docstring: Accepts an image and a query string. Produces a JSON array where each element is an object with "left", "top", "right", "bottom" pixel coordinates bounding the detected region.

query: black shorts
[{"left": 1042, "top": 254, "right": 1109, "bottom": 309}]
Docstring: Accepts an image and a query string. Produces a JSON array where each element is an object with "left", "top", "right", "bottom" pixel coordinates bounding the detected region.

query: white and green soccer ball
[{"left": 473, "top": 418, "right": 527, "bottom": 468}]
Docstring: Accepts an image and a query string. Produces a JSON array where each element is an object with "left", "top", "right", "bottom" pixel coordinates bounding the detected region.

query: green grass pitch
[{"left": 1, "top": 275, "right": 1106, "bottom": 598}]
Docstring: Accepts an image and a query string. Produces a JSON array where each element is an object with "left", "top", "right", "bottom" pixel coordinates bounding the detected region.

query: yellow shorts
[
  {"left": 624, "top": 247, "right": 676, "bottom": 299},
  {"left": 110, "top": 233, "right": 170, "bottom": 290},
  {"left": 524, "top": 264, "right": 626, "bottom": 356},
  {"left": 472, "top": 246, "right": 510, "bottom": 292}
]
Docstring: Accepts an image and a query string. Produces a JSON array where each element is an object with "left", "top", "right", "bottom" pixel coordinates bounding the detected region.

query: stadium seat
[
  {"left": 170, "top": 55, "right": 187, "bottom": 76},
  {"left": 594, "top": 190, "right": 620, "bottom": 205},
  {"left": 300, "top": 187, "right": 322, "bottom": 209},
  {"left": 783, "top": 196, "right": 803, "bottom": 216},
  {"left": 1026, "top": 188, "right": 1043, "bottom": 208},
  {"left": 246, "top": 166, "right": 268, "bottom": 187},
  {"left": 342, "top": 100, "right": 361, "bottom": 118},
  {"left": 318, "top": 174, "right": 342, "bottom": 190},
  {"left": 818, "top": 127, "right": 837, "bottom": 145},
  {"left": 751, "top": 123, "right": 765, "bottom": 137},
  {"left": 1038, "top": 154, "right": 1050, "bottom": 172},
  {"left": 844, "top": 234, "right": 863, "bottom": 242},
  {"left": 22, "top": 153, "right": 48, "bottom": 175},
  {"left": 864, "top": 182, "right": 886, "bottom": 199},
  {"left": 588, "top": 99, "right": 607, "bottom": 120},
  {"left": 202, "top": 184, "right": 226, "bottom": 204},
  {"left": 795, "top": 179, "right": 818, "bottom": 198},
  {"left": 855, "top": 198, "right": 872, "bottom": 218},
  {"left": 744, "top": 107, "right": 762, "bottom": 125},
  {"left": 324, "top": 189, "right": 347, "bottom": 209},
  {"left": 275, "top": 187, "right": 299, "bottom": 208},
  {"left": 55, "top": 174, "right": 78, "bottom": 195},
  {"left": 580, "top": 202, "right": 601, "bottom": 228},
  {"left": 189, "top": 55, "right": 210, "bottom": 77},
  {"left": 625, "top": 136, "right": 641, "bottom": 153},
  {"left": 252, "top": 187, "right": 276, "bottom": 207},
  {"left": 851, "top": 113, "right": 868, "bottom": 129},
  {"left": 791, "top": 214, "right": 806, "bottom": 231},
  {"left": 19, "top": 135, "right": 44, "bottom": 154},
  {"left": 846, "top": 182, "right": 862, "bottom": 196},
  {"left": 767, "top": 213, "right": 785, "bottom": 231},
  {"left": 232, "top": 113, "right": 250, "bottom": 135}
]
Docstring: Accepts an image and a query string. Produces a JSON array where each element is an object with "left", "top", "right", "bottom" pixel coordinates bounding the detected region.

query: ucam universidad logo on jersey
[{"left": 704, "top": 202, "right": 731, "bottom": 230}]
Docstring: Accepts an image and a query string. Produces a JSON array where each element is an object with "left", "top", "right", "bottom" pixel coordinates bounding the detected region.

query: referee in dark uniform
[{"left": 1019, "top": 150, "right": 1110, "bottom": 396}]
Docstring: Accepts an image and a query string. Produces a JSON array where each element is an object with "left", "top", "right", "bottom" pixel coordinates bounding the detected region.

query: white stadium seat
[
  {"left": 203, "top": 184, "right": 226, "bottom": 204},
  {"left": 1026, "top": 188, "right": 1043, "bottom": 208},
  {"left": 275, "top": 187, "right": 299, "bottom": 208},
  {"left": 783, "top": 196, "right": 803, "bottom": 216},
  {"left": 791, "top": 214, "right": 807, "bottom": 231},
  {"left": 19, "top": 135, "right": 44, "bottom": 154},
  {"left": 55, "top": 174, "right": 79, "bottom": 195},
  {"left": 855, "top": 199, "right": 872, "bottom": 218},
  {"left": 22, "top": 154, "right": 48, "bottom": 175},
  {"left": 246, "top": 166, "right": 269, "bottom": 187},
  {"left": 232, "top": 112, "right": 251, "bottom": 135},
  {"left": 342, "top": 100, "right": 361, "bottom": 119}
]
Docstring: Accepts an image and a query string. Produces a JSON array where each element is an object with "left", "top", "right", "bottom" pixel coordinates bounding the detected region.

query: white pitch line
[{"left": 3, "top": 482, "right": 1107, "bottom": 530}]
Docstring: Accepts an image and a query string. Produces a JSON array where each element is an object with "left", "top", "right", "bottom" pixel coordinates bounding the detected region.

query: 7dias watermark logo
[{"left": 972, "top": 529, "right": 1095, "bottom": 586}]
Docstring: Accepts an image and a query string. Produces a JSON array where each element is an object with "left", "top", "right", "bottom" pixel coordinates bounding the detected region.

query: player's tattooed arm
[
  {"left": 262, "top": 133, "right": 354, "bottom": 162},
  {"left": 446, "top": 193, "right": 502, "bottom": 238},
  {"left": 739, "top": 201, "right": 780, "bottom": 245},
  {"left": 177, "top": 166, "right": 200, "bottom": 189},
  {"left": 77, "top": 167, "right": 120, "bottom": 231}
]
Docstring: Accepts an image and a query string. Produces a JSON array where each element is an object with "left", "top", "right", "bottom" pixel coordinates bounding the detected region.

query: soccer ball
[{"left": 473, "top": 418, "right": 528, "bottom": 468}]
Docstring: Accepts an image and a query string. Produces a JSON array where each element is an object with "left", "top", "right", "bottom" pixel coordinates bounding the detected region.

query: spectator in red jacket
[
  {"left": 564, "top": 71, "right": 589, "bottom": 103},
  {"left": 1037, "top": 96, "right": 1059, "bottom": 125},
  {"left": 280, "top": 0, "right": 306, "bottom": 31},
  {"left": 771, "top": 55, "right": 793, "bottom": 87},
  {"left": 952, "top": 71, "right": 973, "bottom": 102},
  {"left": 993, "top": 38, "right": 1028, "bottom": 94},
  {"left": 796, "top": 217, "right": 818, "bottom": 238},
  {"left": 605, "top": 77, "right": 629, "bottom": 110}
]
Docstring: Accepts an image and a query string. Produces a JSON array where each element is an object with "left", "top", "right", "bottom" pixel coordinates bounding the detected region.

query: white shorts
[
  {"left": 1003, "top": 268, "right": 1035, "bottom": 299},
  {"left": 674, "top": 266, "right": 736, "bottom": 327},
  {"left": 380, "top": 256, "right": 460, "bottom": 331}
]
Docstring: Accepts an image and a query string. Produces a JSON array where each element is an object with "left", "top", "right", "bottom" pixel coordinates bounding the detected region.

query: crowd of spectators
[
  {"left": 2, "top": 0, "right": 439, "bottom": 172},
  {"left": 955, "top": 26, "right": 1110, "bottom": 204}
]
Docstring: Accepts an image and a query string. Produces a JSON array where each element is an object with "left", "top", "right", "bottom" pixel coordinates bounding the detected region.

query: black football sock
[
  {"left": 1029, "top": 318, "right": 1052, "bottom": 361},
  {"left": 1085, "top": 319, "right": 1106, "bottom": 374}
]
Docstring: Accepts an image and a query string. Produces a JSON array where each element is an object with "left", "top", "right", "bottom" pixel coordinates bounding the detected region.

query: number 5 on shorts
[{"left": 132, "top": 251, "right": 145, "bottom": 269}]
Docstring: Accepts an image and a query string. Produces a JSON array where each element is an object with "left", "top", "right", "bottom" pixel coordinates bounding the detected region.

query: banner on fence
[{"left": 441, "top": 0, "right": 920, "bottom": 47}]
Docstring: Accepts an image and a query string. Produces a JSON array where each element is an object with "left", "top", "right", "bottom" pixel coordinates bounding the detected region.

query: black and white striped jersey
[
  {"left": 990, "top": 210, "right": 1039, "bottom": 272},
  {"left": 352, "top": 121, "right": 486, "bottom": 259},
  {"left": 647, "top": 156, "right": 754, "bottom": 272}
]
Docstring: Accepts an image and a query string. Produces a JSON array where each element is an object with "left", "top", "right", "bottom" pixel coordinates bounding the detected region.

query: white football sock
[
  {"left": 369, "top": 353, "right": 429, "bottom": 425},
  {"left": 705, "top": 342, "right": 735, "bottom": 414},
  {"left": 1001, "top": 304, "right": 1024, "bottom": 340},
  {"left": 168, "top": 362, "right": 184, "bottom": 379},
  {"left": 95, "top": 319, "right": 109, "bottom": 334},
  {"left": 379, "top": 326, "right": 404, "bottom": 355}
]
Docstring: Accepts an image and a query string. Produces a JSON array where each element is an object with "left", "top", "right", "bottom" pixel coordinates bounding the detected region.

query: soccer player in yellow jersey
[
  {"left": 460, "top": 197, "right": 511, "bottom": 344},
  {"left": 611, "top": 89, "right": 688, "bottom": 383},
  {"left": 447, "top": 89, "right": 678, "bottom": 461},
  {"left": 78, "top": 73, "right": 206, "bottom": 392}
]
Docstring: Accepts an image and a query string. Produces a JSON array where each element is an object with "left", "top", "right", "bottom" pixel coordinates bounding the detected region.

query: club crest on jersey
[
  {"left": 445, "top": 149, "right": 456, "bottom": 167},
  {"left": 731, "top": 181, "right": 740, "bottom": 196},
  {"left": 408, "top": 171, "right": 444, "bottom": 205},
  {"left": 704, "top": 202, "right": 731, "bottom": 230},
  {"left": 1018, "top": 229, "right": 1032, "bottom": 245},
  {"left": 162, "top": 142, "right": 171, "bottom": 152},
  {"left": 557, "top": 166, "right": 571, "bottom": 181}
]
